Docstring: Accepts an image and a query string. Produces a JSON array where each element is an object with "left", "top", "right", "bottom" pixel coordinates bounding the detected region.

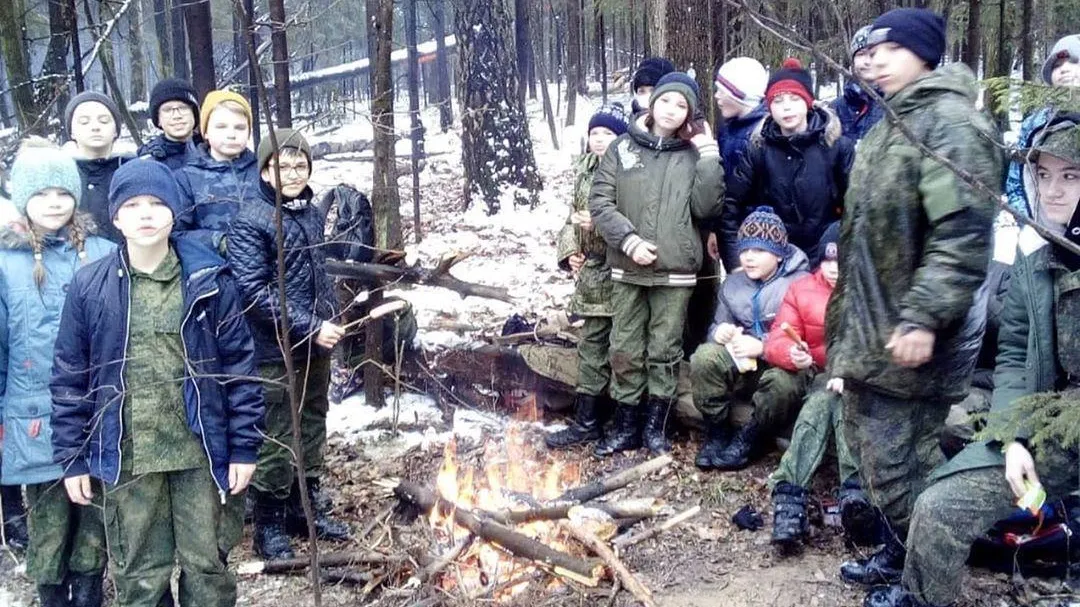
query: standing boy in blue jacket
[{"left": 51, "top": 159, "right": 265, "bottom": 607}]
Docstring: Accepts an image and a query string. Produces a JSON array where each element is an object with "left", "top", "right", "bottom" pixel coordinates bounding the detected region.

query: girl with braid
[{"left": 0, "top": 138, "right": 114, "bottom": 606}]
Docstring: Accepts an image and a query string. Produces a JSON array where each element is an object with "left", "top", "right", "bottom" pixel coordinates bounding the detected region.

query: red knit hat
[{"left": 765, "top": 58, "right": 815, "bottom": 108}]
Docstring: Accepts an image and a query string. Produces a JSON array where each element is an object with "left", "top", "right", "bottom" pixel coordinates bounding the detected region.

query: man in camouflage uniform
[
  {"left": 862, "top": 117, "right": 1080, "bottom": 607},
  {"left": 825, "top": 8, "right": 1000, "bottom": 589}
]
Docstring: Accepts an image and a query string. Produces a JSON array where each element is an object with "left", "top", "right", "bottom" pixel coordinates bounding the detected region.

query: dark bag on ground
[{"left": 317, "top": 184, "right": 376, "bottom": 263}]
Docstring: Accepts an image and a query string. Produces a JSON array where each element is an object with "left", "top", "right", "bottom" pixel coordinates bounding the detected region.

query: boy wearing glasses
[
  {"left": 138, "top": 79, "right": 202, "bottom": 170},
  {"left": 226, "top": 129, "right": 350, "bottom": 561}
]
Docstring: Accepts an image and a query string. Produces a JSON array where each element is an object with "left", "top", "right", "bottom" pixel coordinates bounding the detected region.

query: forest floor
[{"left": 0, "top": 93, "right": 1052, "bottom": 607}]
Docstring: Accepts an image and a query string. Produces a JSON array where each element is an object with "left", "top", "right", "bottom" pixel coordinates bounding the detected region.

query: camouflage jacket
[
  {"left": 826, "top": 64, "right": 1002, "bottom": 401},
  {"left": 556, "top": 153, "right": 612, "bottom": 316}
]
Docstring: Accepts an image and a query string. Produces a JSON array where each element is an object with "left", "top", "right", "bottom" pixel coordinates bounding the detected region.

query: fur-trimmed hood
[
  {"left": 751, "top": 103, "right": 844, "bottom": 149},
  {"left": 0, "top": 211, "right": 99, "bottom": 251}
]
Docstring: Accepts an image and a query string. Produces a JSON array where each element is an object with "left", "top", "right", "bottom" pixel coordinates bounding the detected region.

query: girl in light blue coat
[{"left": 0, "top": 138, "right": 114, "bottom": 606}]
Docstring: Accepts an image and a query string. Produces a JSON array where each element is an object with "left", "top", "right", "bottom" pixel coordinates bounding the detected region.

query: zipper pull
[{"left": 220, "top": 489, "right": 227, "bottom": 505}]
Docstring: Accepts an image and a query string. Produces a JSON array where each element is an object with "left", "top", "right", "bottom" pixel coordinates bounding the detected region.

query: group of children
[
  {"left": 554, "top": 8, "right": 1080, "bottom": 607},
  {"left": 0, "top": 79, "right": 352, "bottom": 606}
]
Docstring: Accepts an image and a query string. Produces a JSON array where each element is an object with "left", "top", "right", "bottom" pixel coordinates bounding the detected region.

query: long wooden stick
[
  {"left": 612, "top": 505, "right": 703, "bottom": 549},
  {"left": 560, "top": 520, "right": 657, "bottom": 607},
  {"left": 557, "top": 455, "right": 673, "bottom": 504},
  {"left": 237, "top": 551, "right": 404, "bottom": 575},
  {"left": 490, "top": 498, "right": 662, "bottom": 525}
]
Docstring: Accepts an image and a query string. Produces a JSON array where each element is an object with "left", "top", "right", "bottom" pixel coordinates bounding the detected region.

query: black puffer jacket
[
  {"left": 75, "top": 154, "right": 131, "bottom": 243},
  {"left": 226, "top": 180, "right": 337, "bottom": 364},
  {"left": 720, "top": 107, "right": 855, "bottom": 271}
]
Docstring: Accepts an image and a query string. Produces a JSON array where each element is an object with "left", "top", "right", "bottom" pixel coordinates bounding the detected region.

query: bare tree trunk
[
  {"left": 962, "top": 0, "right": 981, "bottom": 71},
  {"left": 152, "top": 0, "right": 170, "bottom": 76},
  {"left": 68, "top": 0, "right": 84, "bottom": 91},
  {"left": 267, "top": 0, "right": 291, "bottom": 126},
  {"left": 649, "top": 0, "right": 666, "bottom": 61},
  {"left": 533, "top": 0, "right": 559, "bottom": 150},
  {"left": 433, "top": 0, "right": 453, "bottom": 131},
  {"left": 515, "top": 0, "right": 532, "bottom": 107},
  {"left": 169, "top": 0, "right": 188, "bottom": 80},
  {"left": 565, "top": 0, "right": 581, "bottom": 126},
  {"left": 596, "top": 3, "right": 607, "bottom": 104},
  {"left": 405, "top": 0, "right": 423, "bottom": 243},
  {"left": 0, "top": 0, "right": 44, "bottom": 133},
  {"left": 183, "top": 0, "right": 214, "bottom": 98},
  {"left": 629, "top": 0, "right": 637, "bottom": 67},
  {"left": 662, "top": 0, "right": 714, "bottom": 123},
  {"left": 454, "top": 0, "right": 543, "bottom": 213},
  {"left": 1019, "top": 0, "right": 1034, "bottom": 81},
  {"left": 127, "top": 0, "right": 147, "bottom": 102},
  {"left": 42, "top": 0, "right": 73, "bottom": 126}
]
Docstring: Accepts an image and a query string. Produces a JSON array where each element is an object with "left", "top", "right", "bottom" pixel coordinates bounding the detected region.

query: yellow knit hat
[{"left": 199, "top": 90, "right": 253, "bottom": 134}]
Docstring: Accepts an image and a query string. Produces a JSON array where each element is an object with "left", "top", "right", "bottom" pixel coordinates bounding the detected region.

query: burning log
[
  {"left": 557, "top": 455, "right": 674, "bottom": 504},
  {"left": 560, "top": 520, "right": 658, "bottom": 607},
  {"left": 393, "top": 480, "right": 604, "bottom": 584},
  {"left": 491, "top": 497, "right": 663, "bottom": 525}
]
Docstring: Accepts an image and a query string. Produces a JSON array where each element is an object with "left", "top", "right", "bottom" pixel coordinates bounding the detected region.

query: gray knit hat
[
  {"left": 64, "top": 91, "right": 121, "bottom": 140},
  {"left": 1042, "top": 34, "right": 1080, "bottom": 85},
  {"left": 850, "top": 25, "right": 874, "bottom": 57},
  {"left": 9, "top": 137, "right": 82, "bottom": 216}
]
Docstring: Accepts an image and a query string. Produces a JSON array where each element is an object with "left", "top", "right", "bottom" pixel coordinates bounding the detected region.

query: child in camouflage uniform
[
  {"left": 690, "top": 207, "right": 809, "bottom": 471},
  {"left": 590, "top": 72, "right": 724, "bottom": 457},
  {"left": 51, "top": 159, "right": 265, "bottom": 607},
  {"left": 548, "top": 104, "right": 629, "bottom": 450},
  {"left": 1, "top": 139, "right": 115, "bottom": 606}
]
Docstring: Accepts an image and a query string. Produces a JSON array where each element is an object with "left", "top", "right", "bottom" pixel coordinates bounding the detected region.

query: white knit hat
[{"left": 715, "top": 57, "right": 768, "bottom": 108}]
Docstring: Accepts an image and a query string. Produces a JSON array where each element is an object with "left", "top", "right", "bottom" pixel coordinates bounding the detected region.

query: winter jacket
[
  {"left": 226, "top": 180, "right": 337, "bottom": 365},
  {"left": 1003, "top": 108, "right": 1053, "bottom": 219},
  {"left": 173, "top": 143, "right": 261, "bottom": 250},
  {"left": 75, "top": 154, "right": 131, "bottom": 243},
  {"left": 708, "top": 246, "right": 810, "bottom": 341},
  {"left": 50, "top": 236, "right": 265, "bottom": 496},
  {"left": 589, "top": 114, "right": 724, "bottom": 287},
  {"left": 764, "top": 268, "right": 833, "bottom": 371},
  {"left": 826, "top": 64, "right": 1001, "bottom": 402},
  {"left": 0, "top": 216, "right": 114, "bottom": 485},
  {"left": 830, "top": 82, "right": 885, "bottom": 143},
  {"left": 137, "top": 133, "right": 202, "bottom": 171},
  {"left": 556, "top": 152, "right": 612, "bottom": 316},
  {"left": 720, "top": 106, "right": 855, "bottom": 271},
  {"left": 716, "top": 104, "right": 768, "bottom": 174}
]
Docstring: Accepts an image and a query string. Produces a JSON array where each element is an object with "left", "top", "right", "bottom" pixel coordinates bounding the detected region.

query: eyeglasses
[
  {"left": 159, "top": 104, "right": 192, "bottom": 117},
  {"left": 268, "top": 162, "right": 310, "bottom": 176}
]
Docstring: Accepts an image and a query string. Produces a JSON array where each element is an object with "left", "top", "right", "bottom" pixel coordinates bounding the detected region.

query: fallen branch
[
  {"left": 612, "top": 505, "right": 703, "bottom": 550},
  {"left": 393, "top": 480, "right": 603, "bottom": 584},
  {"left": 417, "top": 533, "right": 475, "bottom": 583},
  {"left": 325, "top": 259, "right": 513, "bottom": 303},
  {"left": 237, "top": 551, "right": 404, "bottom": 575},
  {"left": 557, "top": 455, "right": 674, "bottom": 504},
  {"left": 492, "top": 498, "right": 663, "bottom": 525},
  {"left": 560, "top": 520, "right": 657, "bottom": 607}
]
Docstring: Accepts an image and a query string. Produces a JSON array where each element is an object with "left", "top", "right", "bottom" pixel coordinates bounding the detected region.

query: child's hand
[
  {"left": 689, "top": 121, "right": 715, "bottom": 149},
  {"left": 316, "top": 321, "right": 346, "bottom": 349},
  {"left": 826, "top": 378, "right": 844, "bottom": 394},
  {"left": 789, "top": 346, "right": 814, "bottom": 369},
  {"left": 630, "top": 241, "right": 658, "bottom": 266},
  {"left": 229, "top": 463, "right": 257, "bottom": 495},
  {"left": 570, "top": 210, "right": 593, "bottom": 232},
  {"left": 64, "top": 475, "right": 94, "bottom": 505},
  {"left": 728, "top": 335, "right": 763, "bottom": 359},
  {"left": 706, "top": 233, "right": 720, "bottom": 261},
  {"left": 712, "top": 323, "right": 740, "bottom": 345},
  {"left": 568, "top": 253, "right": 585, "bottom": 274}
]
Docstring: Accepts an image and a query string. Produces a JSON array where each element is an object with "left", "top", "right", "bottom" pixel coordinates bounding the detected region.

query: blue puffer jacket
[
  {"left": 0, "top": 215, "right": 114, "bottom": 485},
  {"left": 137, "top": 133, "right": 202, "bottom": 171},
  {"left": 1003, "top": 108, "right": 1051, "bottom": 219},
  {"left": 830, "top": 82, "right": 885, "bottom": 142},
  {"left": 50, "top": 236, "right": 265, "bottom": 496},
  {"left": 173, "top": 143, "right": 260, "bottom": 250},
  {"left": 716, "top": 103, "right": 768, "bottom": 174}
]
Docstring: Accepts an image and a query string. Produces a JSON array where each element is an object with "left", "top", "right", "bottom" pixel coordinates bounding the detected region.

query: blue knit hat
[
  {"left": 649, "top": 72, "right": 701, "bottom": 116},
  {"left": 107, "top": 158, "right": 182, "bottom": 221},
  {"left": 588, "top": 103, "right": 629, "bottom": 137},
  {"left": 737, "top": 206, "right": 788, "bottom": 257},
  {"left": 9, "top": 137, "right": 83, "bottom": 216},
  {"left": 868, "top": 9, "right": 946, "bottom": 69},
  {"left": 632, "top": 57, "right": 676, "bottom": 92}
]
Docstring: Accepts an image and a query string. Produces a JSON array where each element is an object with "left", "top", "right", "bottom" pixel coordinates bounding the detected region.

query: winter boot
[
  {"left": 1, "top": 484, "right": 28, "bottom": 551},
  {"left": 593, "top": 403, "right": 642, "bottom": 457},
  {"left": 839, "top": 480, "right": 879, "bottom": 547},
  {"left": 642, "top": 397, "right": 674, "bottom": 454},
  {"left": 66, "top": 572, "right": 103, "bottom": 607},
  {"left": 840, "top": 532, "right": 906, "bottom": 586},
  {"left": 36, "top": 584, "right": 69, "bottom": 607},
  {"left": 771, "top": 482, "right": 809, "bottom": 546},
  {"left": 253, "top": 490, "right": 295, "bottom": 560},
  {"left": 694, "top": 416, "right": 731, "bottom": 469},
  {"left": 287, "top": 479, "right": 351, "bottom": 541},
  {"left": 711, "top": 420, "right": 760, "bottom": 471},
  {"left": 863, "top": 585, "right": 934, "bottom": 607},
  {"left": 546, "top": 394, "right": 604, "bottom": 449}
]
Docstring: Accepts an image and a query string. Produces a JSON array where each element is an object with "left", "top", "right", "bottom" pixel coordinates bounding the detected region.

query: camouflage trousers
[
  {"left": 843, "top": 386, "right": 950, "bottom": 538},
  {"left": 25, "top": 481, "right": 106, "bottom": 585},
  {"left": 102, "top": 467, "right": 236, "bottom": 607},
  {"left": 608, "top": 283, "right": 693, "bottom": 405},
  {"left": 577, "top": 315, "right": 612, "bottom": 397},
  {"left": 252, "top": 356, "right": 331, "bottom": 499},
  {"left": 769, "top": 387, "right": 860, "bottom": 490},
  {"left": 903, "top": 444, "right": 1078, "bottom": 606},
  {"left": 689, "top": 342, "right": 811, "bottom": 432}
]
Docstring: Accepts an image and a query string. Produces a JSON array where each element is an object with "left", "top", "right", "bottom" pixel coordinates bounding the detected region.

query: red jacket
[{"left": 764, "top": 270, "right": 833, "bottom": 371}]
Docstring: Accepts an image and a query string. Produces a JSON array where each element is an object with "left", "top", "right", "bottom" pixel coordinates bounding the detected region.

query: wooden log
[
  {"left": 237, "top": 551, "right": 404, "bottom": 575},
  {"left": 557, "top": 455, "right": 673, "bottom": 504},
  {"left": 325, "top": 259, "right": 513, "bottom": 303},
  {"left": 393, "top": 480, "right": 602, "bottom": 584},
  {"left": 611, "top": 505, "right": 703, "bottom": 549},
  {"left": 491, "top": 498, "right": 662, "bottom": 525},
  {"left": 560, "top": 520, "right": 657, "bottom": 607}
]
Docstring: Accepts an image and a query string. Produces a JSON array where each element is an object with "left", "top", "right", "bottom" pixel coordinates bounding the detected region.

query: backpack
[{"left": 317, "top": 184, "right": 376, "bottom": 263}]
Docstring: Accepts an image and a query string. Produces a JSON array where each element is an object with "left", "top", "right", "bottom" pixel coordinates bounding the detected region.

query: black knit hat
[
  {"left": 588, "top": 103, "right": 629, "bottom": 136},
  {"left": 868, "top": 8, "right": 946, "bottom": 69},
  {"left": 632, "top": 57, "right": 676, "bottom": 93},
  {"left": 149, "top": 78, "right": 200, "bottom": 129},
  {"left": 816, "top": 221, "right": 840, "bottom": 266}
]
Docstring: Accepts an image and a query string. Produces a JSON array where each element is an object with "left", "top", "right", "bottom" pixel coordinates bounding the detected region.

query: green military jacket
[
  {"left": 589, "top": 115, "right": 724, "bottom": 287},
  {"left": 556, "top": 152, "right": 613, "bottom": 316},
  {"left": 826, "top": 64, "right": 1003, "bottom": 401}
]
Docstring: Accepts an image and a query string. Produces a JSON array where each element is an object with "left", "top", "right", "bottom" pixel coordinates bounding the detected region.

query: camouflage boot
[
  {"left": 839, "top": 480, "right": 879, "bottom": 547},
  {"left": 36, "top": 584, "right": 68, "bottom": 607},
  {"left": 840, "top": 532, "right": 906, "bottom": 586},
  {"left": 712, "top": 420, "right": 760, "bottom": 471},
  {"left": 546, "top": 394, "right": 604, "bottom": 449},
  {"left": 695, "top": 414, "right": 731, "bottom": 470}
]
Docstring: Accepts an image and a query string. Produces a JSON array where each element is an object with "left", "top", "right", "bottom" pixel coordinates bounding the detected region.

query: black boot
[
  {"left": 546, "top": 394, "right": 604, "bottom": 449},
  {"left": 593, "top": 403, "right": 642, "bottom": 457},
  {"left": 863, "top": 585, "right": 933, "bottom": 607},
  {"left": 1, "top": 484, "right": 28, "bottom": 551},
  {"left": 37, "top": 584, "right": 69, "bottom": 607},
  {"left": 287, "top": 479, "right": 351, "bottom": 541},
  {"left": 253, "top": 490, "right": 295, "bottom": 560},
  {"left": 67, "top": 572, "right": 103, "bottom": 607},
  {"left": 711, "top": 420, "right": 759, "bottom": 471},
  {"left": 840, "top": 480, "right": 879, "bottom": 547},
  {"left": 771, "top": 482, "right": 809, "bottom": 546},
  {"left": 840, "top": 533, "right": 906, "bottom": 586},
  {"left": 694, "top": 416, "right": 731, "bottom": 469},
  {"left": 642, "top": 397, "right": 674, "bottom": 454}
]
